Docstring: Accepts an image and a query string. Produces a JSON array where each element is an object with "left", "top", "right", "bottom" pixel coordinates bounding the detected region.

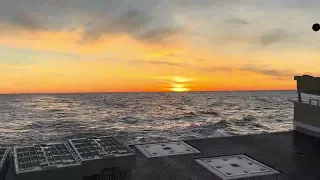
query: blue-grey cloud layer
[{"left": 0, "top": 0, "right": 319, "bottom": 46}]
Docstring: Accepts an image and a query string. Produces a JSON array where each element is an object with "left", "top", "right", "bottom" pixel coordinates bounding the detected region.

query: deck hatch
[
  {"left": 195, "top": 154, "right": 279, "bottom": 180},
  {"left": 135, "top": 141, "right": 201, "bottom": 158}
]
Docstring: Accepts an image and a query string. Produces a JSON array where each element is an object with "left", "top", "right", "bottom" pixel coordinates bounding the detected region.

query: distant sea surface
[{"left": 0, "top": 91, "right": 297, "bottom": 147}]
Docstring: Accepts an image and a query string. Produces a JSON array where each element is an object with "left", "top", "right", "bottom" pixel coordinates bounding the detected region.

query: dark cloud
[
  {"left": 257, "top": 29, "right": 287, "bottom": 46},
  {"left": 77, "top": 1, "right": 184, "bottom": 44},
  {"left": 1, "top": 0, "right": 249, "bottom": 45},
  {"left": 0, "top": 0, "right": 180, "bottom": 43},
  {"left": 0, "top": 0, "right": 75, "bottom": 29},
  {"left": 11, "top": 11, "right": 42, "bottom": 30},
  {"left": 82, "top": 9, "right": 153, "bottom": 42},
  {"left": 0, "top": 0, "right": 317, "bottom": 45},
  {"left": 135, "top": 27, "right": 184, "bottom": 43},
  {"left": 255, "top": 0, "right": 320, "bottom": 8},
  {"left": 172, "top": 0, "right": 245, "bottom": 7},
  {"left": 225, "top": 18, "right": 249, "bottom": 25}
]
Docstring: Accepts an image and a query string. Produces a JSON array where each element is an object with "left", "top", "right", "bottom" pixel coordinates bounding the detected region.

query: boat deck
[
  {"left": 3, "top": 131, "right": 320, "bottom": 180},
  {"left": 130, "top": 131, "right": 320, "bottom": 180}
]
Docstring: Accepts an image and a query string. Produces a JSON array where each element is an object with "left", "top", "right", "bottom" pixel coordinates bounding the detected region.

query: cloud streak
[
  {"left": 239, "top": 65, "right": 295, "bottom": 77},
  {"left": 135, "top": 27, "right": 185, "bottom": 43},
  {"left": 201, "top": 66, "right": 234, "bottom": 72},
  {"left": 224, "top": 18, "right": 249, "bottom": 25},
  {"left": 138, "top": 60, "right": 183, "bottom": 67},
  {"left": 201, "top": 64, "right": 297, "bottom": 78}
]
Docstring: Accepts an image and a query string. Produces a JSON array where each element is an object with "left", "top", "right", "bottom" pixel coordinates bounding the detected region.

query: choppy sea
[{"left": 0, "top": 91, "right": 298, "bottom": 147}]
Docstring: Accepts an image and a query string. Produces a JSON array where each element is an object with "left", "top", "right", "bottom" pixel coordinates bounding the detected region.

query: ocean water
[{"left": 0, "top": 91, "right": 297, "bottom": 147}]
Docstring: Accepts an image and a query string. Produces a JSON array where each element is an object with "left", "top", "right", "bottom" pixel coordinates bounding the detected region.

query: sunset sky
[{"left": 1, "top": 0, "right": 320, "bottom": 93}]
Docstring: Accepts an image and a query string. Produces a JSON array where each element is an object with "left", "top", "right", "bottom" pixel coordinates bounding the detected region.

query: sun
[
  {"left": 171, "top": 87, "right": 189, "bottom": 92},
  {"left": 170, "top": 84, "right": 190, "bottom": 92}
]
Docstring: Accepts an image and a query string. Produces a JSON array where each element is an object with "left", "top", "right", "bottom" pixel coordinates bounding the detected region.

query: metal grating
[
  {"left": 68, "top": 136, "right": 134, "bottom": 161},
  {"left": 135, "top": 141, "right": 201, "bottom": 158},
  {"left": 195, "top": 154, "right": 279, "bottom": 180},
  {"left": 14, "top": 143, "right": 81, "bottom": 174},
  {"left": 0, "top": 148, "right": 9, "bottom": 170}
]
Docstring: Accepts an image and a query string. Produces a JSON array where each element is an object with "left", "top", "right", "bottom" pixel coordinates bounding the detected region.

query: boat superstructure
[{"left": 294, "top": 75, "right": 320, "bottom": 137}]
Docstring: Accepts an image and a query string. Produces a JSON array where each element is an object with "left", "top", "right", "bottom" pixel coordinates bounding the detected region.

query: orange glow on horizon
[{"left": 0, "top": 75, "right": 296, "bottom": 94}]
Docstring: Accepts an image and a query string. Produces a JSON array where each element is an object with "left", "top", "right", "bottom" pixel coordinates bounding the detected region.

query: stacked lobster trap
[
  {"left": 68, "top": 136, "right": 136, "bottom": 180},
  {"left": 8, "top": 136, "right": 136, "bottom": 180},
  {"left": 0, "top": 148, "right": 10, "bottom": 180}
]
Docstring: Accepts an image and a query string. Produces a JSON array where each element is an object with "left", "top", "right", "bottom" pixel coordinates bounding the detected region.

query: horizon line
[{"left": 0, "top": 89, "right": 296, "bottom": 95}]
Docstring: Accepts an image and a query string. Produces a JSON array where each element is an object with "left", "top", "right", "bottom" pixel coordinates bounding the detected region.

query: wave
[
  {"left": 172, "top": 112, "right": 197, "bottom": 120},
  {"left": 232, "top": 115, "right": 255, "bottom": 126},
  {"left": 190, "top": 120, "right": 230, "bottom": 131},
  {"left": 255, "top": 97, "right": 270, "bottom": 102},
  {"left": 213, "top": 120, "right": 230, "bottom": 128},
  {"left": 120, "top": 117, "right": 140, "bottom": 124},
  {"left": 48, "top": 109, "right": 63, "bottom": 113},
  {"left": 232, "top": 115, "right": 268, "bottom": 130},
  {"left": 242, "top": 115, "right": 256, "bottom": 122},
  {"left": 198, "top": 110, "right": 219, "bottom": 116}
]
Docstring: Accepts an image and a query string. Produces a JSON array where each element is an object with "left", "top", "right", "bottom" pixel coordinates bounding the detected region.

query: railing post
[{"left": 297, "top": 90, "right": 302, "bottom": 102}]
